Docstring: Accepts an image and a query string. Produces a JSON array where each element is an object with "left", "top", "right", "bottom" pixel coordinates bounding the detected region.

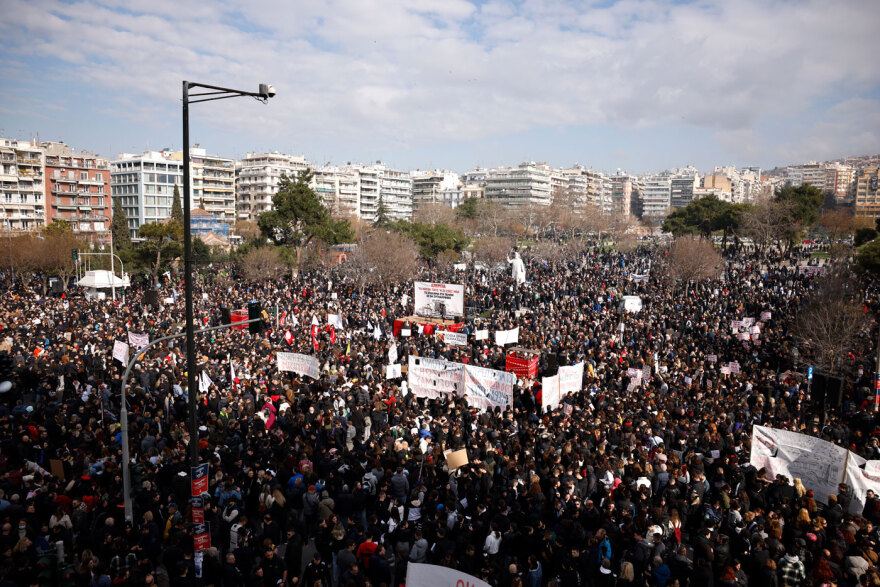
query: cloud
[{"left": 0, "top": 0, "right": 878, "bottom": 170}]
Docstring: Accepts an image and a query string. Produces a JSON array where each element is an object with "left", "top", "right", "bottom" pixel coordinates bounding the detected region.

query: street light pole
[{"left": 181, "top": 80, "right": 274, "bottom": 469}]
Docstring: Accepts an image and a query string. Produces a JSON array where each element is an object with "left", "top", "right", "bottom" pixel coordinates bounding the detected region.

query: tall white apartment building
[
  {"left": 0, "top": 138, "right": 45, "bottom": 231},
  {"left": 483, "top": 163, "right": 551, "bottom": 207},
  {"left": 557, "top": 166, "right": 612, "bottom": 211},
  {"left": 235, "top": 152, "right": 310, "bottom": 222},
  {"left": 313, "top": 166, "right": 360, "bottom": 218},
  {"left": 411, "top": 171, "right": 462, "bottom": 211},
  {"left": 609, "top": 172, "right": 635, "bottom": 217},
  {"left": 168, "top": 147, "right": 235, "bottom": 223},
  {"left": 378, "top": 167, "right": 413, "bottom": 220},
  {"left": 670, "top": 167, "right": 700, "bottom": 210},
  {"left": 111, "top": 151, "right": 183, "bottom": 238},
  {"left": 639, "top": 173, "right": 672, "bottom": 218}
]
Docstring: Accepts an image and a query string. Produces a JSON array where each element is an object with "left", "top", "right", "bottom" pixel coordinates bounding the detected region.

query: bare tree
[
  {"left": 741, "top": 199, "right": 795, "bottom": 255},
  {"left": 475, "top": 200, "right": 511, "bottom": 237},
  {"left": 794, "top": 269, "right": 868, "bottom": 374},
  {"left": 342, "top": 229, "right": 420, "bottom": 293},
  {"left": 472, "top": 236, "right": 513, "bottom": 268},
  {"left": 241, "top": 246, "right": 284, "bottom": 282},
  {"left": 667, "top": 236, "right": 723, "bottom": 295},
  {"left": 414, "top": 202, "right": 456, "bottom": 226}
]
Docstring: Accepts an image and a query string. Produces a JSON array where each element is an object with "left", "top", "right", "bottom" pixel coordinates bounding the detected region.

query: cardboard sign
[
  {"left": 494, "top": 327, "right": 519, "bottom": 346},
  {"left": 50, "top": 459, "right": 65, "bottom": 480},
  {"left": 386, "top": 364, "right": 402, "bottom": 380},
  {"left": 475, "top": 329, "right": 488, "bottom": 341},
  {"left": 761, "top": 311, "right": 771, "bottom": 322},
  {"left": 707, "top": 354, "right": 717, "bottom": 363},
  {"left": 112, "top": 340, "right": 129, "bottom": 364},
  {"left": 445, "top": 449, "right": 469, "bottom": 470}
]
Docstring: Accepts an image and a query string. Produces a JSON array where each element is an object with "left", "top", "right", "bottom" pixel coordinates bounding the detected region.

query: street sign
[{"left": 808, "top": 366, "right": 813, "bottom": 381}]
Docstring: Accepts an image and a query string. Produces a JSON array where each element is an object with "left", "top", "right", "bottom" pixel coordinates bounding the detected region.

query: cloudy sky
[{"left": 1, "top": 0, "right": 878, "bottom": 174}]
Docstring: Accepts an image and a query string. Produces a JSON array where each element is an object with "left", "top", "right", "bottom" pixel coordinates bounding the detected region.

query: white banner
[
  {"left": 407, "top": 563, "right": 491, "bottom": 587},
  {"left": 407, "top": 356, "right": 465, "bottom": 399},
  {"left": 441, "top": 331, "right": 467, "bottom": 346},
  {"left": 276, "top": 352, "right": 320, "bottom": 379},
  {"left": 127, "top": 331, "right": 149, "bottom": 352},
  {"left": 542, "top": 374, "right": 561, "bottom": 412},
  {"left": 327, "top": 314, "right": 344, "bottom": 330},
  {"left": 475, "top": 329, "right": 488, "bottom": 341},
  {"left": 112, "top": 340, "right": 129, "bottom": 364},
  {"left": 414, "top": 282, "right": 465, "bottom": 318},
  {"left": 558, "top": 362, "right": 584, "bottom": 395},
  {"left": 750, "top": 425, "right": 847, "bottom": 505},
  {"left": 464, "top": 363, "right": 515, "bottom": 412},
  {"left": 388, "top": 342, "right": 398, "bottom": 365},
  {"left": 386, "top": 364, "right": 402, "bottom": 380},
  {"left": 495, "top": 327, "right": 519, "bottom": 346}
]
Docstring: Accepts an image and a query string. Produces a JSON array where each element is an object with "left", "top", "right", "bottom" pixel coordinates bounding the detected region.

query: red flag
[
  {"left": 284, "top": 330, "right": 293, "bottom": 345},
  {"left": 311, "top": 324, "right": 319, "bottom": 351},
  {"left": 327, "top": 325, "right": 337, "bottom": 344}
]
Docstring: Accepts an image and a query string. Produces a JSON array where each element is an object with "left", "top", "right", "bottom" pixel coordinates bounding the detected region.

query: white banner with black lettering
[
  {"left": 414, "top": 282, "right": 465, "bottom": 318},
  {"left": 558, "top": 362, "right": 584, "bottom": 395},
  {"left": 276, "top": 352, "right": 320, "bottom": 379},
  {"left": 542, "top": 374, "right": 561, "bottom": 412},
  {"left": 464, "top": 363, "right": 515, "bottom": 412},
  {"left": 112, "top": 340, "right": 129, "bottom": 364},
  {"left": 407, "top": 356, "right": 464, "bottom": 400},
  {"left": 407, "top": 563, "right": 491, "bottom": 587},
  {"left": 441, "top": 331, "right": 467, "bottom": 346}
]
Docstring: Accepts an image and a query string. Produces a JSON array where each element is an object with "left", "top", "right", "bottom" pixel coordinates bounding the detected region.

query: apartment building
[
  {"left": 235, "top": 152, "right": 310, "bottom": 222},
  {"left": 169, "top": 147, "right": 235, "bottom": 223},
  {"left": 313, "top": 166, "right": 361, "bottom": 218},
  {"left": 609, "top": 172, "right": 634, "bottom": 217},
  {"left": 0, "top": 138, "right": 45, "bottom": 231},
  {"left": 42, "top": 142, "right": 111, "bottom": 241},
  {"left": 378, "top": 167, "right": 413, "bottom": 220},
  {"left": 483, "top": 163, "right": 551, "bottom": 207},
  {"left": 854, "top": 167, "right": 880, "bottom": 218},
  {"left": 639, "top": 173, "right": 672, "bottom": 219},
  {"left": 412, "top": 171, "right": 462, "bottom": 211},
  {"left": 111, "top": 151, "right": 183, "bottom": 238},
  {"left": 670, "top": 168, "right": 700, "bottom": 210}
]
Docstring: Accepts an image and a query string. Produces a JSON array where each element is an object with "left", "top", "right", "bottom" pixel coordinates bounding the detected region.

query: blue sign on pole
[{"left": 808, "top": 366, "right": 813, "bottom": 381}]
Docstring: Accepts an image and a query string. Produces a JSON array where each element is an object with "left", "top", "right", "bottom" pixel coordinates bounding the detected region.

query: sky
[{"left": 1, "top": 0, "right": 879, "bottom": 175}]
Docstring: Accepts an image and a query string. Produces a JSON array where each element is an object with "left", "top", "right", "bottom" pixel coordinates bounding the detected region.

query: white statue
[{"left": 508, "top": 251, "right": 526, "bottom": 285}]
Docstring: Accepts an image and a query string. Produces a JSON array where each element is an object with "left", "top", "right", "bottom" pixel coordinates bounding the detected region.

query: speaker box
[
  {"left": 812, "top": 372, "right": 844, "bottom": 408},
  {"left": 220, "top": 307, "right": 231, "bottom": 325},
  {"left": 248, "top": 301, "right": 262, "bottom": 334},
  {"left": 144, "top": 290, "right": 158, "bottom": 308}
]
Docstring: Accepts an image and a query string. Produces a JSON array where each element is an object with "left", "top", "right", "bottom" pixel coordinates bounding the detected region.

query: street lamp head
[{"left": 259, "top": 84, "right": 276, "bottom": 99}]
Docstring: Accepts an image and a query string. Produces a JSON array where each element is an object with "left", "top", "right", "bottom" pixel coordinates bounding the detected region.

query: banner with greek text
[
  {"left": 407, "top": 563, "right": 491, "bottom": 587},
  {"left": 464, "top": 363, "right": 515, "bottom": 412},
  {"left": 277, "top": 352, "right": 320, "bottom": 379},
  {"left": 407, "top": 356, "right": 465, "bottom": 399}
]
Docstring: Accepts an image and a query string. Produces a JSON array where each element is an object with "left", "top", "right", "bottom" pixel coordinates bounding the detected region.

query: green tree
[
  {"left": 661, "top": 195, "right": 743, "bottom": 242},
  {"left": 855, "top": 228, "right": 878, "bottom": 247},
  {"left": 138, "top": 221, "right": 183, "bottom": 285},
  {"left": 258, "top": 170, "right": 353, "bottom": 253},
  {"left": 856, "top": 238, "right": 880, "bottom": 275},
  {"left": 111, "top": 198, "right": 131, "bottom": 249},
  {"left": 192, "top": 237, "right": 211, "bottom": 265},
  {"left": 171, "top": 185, "right": 183, "bottom": 224},
  {"left": 389, "top": 220, "right": 468, "bottom": 258},
  {"left": 43, "top": 219, "right": 73, "bottom": 235},
  {"left": 456, "top": 198, "right": 480, "bottom": 220},
  {"left": 374, "top": 202, "right": 390, "bottom": 226},
  {"left": 776, "top": 184, "right": 825, "bottom": 227}
]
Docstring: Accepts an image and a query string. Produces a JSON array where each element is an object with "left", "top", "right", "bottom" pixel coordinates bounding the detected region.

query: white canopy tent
[{"left": 76, "top": 270, "right": 130, "bottom": 300}]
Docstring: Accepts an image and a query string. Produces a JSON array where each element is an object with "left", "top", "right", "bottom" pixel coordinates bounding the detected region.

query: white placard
[
  {"left": 386, "top": 364, "right": 402, "bottom": 379},
  {"left": 327, "top": 314, "right": 344, "bottom": 329},
  {"left": 494, "top": 327, "right": 519, "bottom": 346},
  {"left": 407, "top": 356, "right": 464, "bottom": 399},
  {"left": 388, "top": 343, "right": 398, "bottom": 365},
  {"left": 401, "top": 328, "right": 411, "bottom": 337},
  {"left": 475, "top": 329, "right": 488, "bottom": 341},
  {"left": 761, "top": 311, "right": 771, "bottom": 322},
  {"left": 406, "top": 563, "right": 491, "bottom": 587},
  {"left": 558, "top": 363, "right": 584, "bottom": 395},
  {"left": 112, "top": 340, "right": 129, "bottom": 364},
  {"left": 413, "top": 282, "right": 465, "bottom": 318},
  {"left": 276, "top": 352, "right": 320, "bottom": 379},
  {"left": 707, "top": 354, "right": 717, "bottom": 363},
  {"left": 543, "top": 374, "right": 561, "bottom": 412},
  {"left": 442, "top": 331, "right": 467, "bottom": 346},
  {"left": 463, "top": 363, "right": 515, "bottom": 412},
  {"left": 127, "top": 331, "right": 149, "bottom": 352}
]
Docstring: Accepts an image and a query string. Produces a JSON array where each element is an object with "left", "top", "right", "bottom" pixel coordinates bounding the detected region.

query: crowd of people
[{"left": 0, "top": 240, "right": 879, "bottom": 587}]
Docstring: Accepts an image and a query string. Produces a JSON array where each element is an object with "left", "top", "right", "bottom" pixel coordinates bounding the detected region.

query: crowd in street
[{"left": 1, "top": 240, "right": 879, "bottom": 587}]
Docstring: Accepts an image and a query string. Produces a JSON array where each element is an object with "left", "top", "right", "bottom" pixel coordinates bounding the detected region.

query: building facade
[
  {"left": 171, "top": 147, "right": 236, "bottom": 223},
  {"left": 854, "top": 167, "right": 880, "bottom": 218},
  {"left": 42, "top": 142, "right": 111, "bottom": 241},
  {"left": 111, "top": 151, "right": 183, "bottom": 238},
  {"left": 411, "top": 171, "right": 462, "bottom": 211},
  {"left": 0, "top": 138, "right": 45, "bottom": 231},
  {"left": 483, "top": 163, "right": 551, "bottom": 207},
  {"left": 235, "top": 152, "right": 310, "bottom": 222},
  {"left": 609, "top": 172, "right": 634, "bottom": 217},
  {"left": 670, "top": 168, "right": 700, "bottom": 210}
]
